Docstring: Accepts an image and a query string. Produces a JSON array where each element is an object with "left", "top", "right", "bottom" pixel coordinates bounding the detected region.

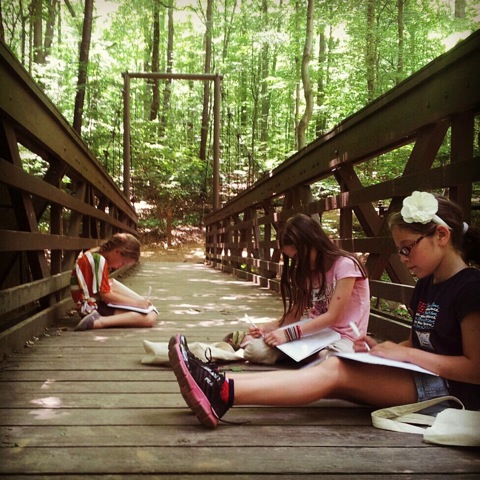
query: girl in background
[
  {"left": 239, "top": 213, "right": 370, "bottom": 364},
  {"left": 71, "top": 233, "right": 157, "bottom": 330},
  {"left": 169, "top": 192, "right": 480, "bottom": 428}
]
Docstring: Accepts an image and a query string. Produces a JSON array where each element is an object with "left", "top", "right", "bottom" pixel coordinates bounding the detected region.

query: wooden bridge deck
[{"left": 1, "top": 258, "right": 479, "bottom": 478}]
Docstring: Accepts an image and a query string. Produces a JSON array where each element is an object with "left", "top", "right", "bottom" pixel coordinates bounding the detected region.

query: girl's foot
[
  {"left": 168, "top": 334, "right": 232, "bottom": 428},
  {"left": 74, "top": 310, "right": 101, "bottom": 331}
]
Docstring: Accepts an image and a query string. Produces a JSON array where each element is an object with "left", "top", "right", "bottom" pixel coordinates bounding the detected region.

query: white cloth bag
[
  {"left": 141, "top": 339, "right": 244, "bottom": 366},
  {"left": 371, "top": 395, "right": 480, "bottom": 446}
]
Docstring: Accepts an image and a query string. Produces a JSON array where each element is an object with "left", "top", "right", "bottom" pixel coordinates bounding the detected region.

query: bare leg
[
  {"left": 230, "top": 356, "right": 417, "bottom": 408},
  {"left": 93, "top": 310, "right": 157, "bottom": 328}
]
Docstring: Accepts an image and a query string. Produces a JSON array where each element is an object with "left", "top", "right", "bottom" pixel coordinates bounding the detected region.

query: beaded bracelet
[{"left": 284, "top": 324, "right": 303, "bottom": 342}]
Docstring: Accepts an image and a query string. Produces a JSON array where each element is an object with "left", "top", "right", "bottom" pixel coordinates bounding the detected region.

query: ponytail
[{"left": 99, "top": 233, "right": 141, "bottom": 262}]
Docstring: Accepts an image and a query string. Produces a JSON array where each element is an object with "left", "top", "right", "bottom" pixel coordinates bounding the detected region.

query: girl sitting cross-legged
[{"left": 71, "top": 233, "right": 158, "bottom": 331}]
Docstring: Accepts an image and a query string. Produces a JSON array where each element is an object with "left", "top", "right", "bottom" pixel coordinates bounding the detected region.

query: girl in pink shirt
[{"left": 242, "top": 214, "right": 370, "bottom": 364}]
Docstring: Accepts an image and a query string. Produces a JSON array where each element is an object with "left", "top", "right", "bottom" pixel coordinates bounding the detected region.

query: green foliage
[{"left": 2, "top": 0, "right": 479, "bottom": 232}]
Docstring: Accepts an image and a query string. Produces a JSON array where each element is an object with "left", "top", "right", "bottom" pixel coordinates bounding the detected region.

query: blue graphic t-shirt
[{"left": 410, "top": 267, "right": 480, "bottom": 409}]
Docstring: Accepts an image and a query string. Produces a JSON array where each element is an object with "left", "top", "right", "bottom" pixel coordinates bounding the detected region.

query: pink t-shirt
[{"left": 307, "top": 256, "right": 370, "bottom": 341}]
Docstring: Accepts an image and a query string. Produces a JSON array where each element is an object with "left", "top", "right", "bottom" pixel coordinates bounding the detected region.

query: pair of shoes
[
  {"left": 223, "top": 331, "right": 247, "bottom": 351},
  {"left": 168, "top": 334, "right": 231, "bottom": 428},
  {"left": 74, "top": 310, "right": 100, "bottom": 331}
]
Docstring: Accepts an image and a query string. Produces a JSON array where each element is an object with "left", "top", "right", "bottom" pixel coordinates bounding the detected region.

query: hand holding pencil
[
  {"left": 243, "top": 315, "right": 265, "bottom": 338},
  {"left": 349, "top": 321, "right": 371, "bottom": 352}
]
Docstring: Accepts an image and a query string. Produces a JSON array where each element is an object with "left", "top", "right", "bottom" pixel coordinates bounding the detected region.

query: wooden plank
[
  {"left": 0, "top": 272, "right": 70, "bottom": 316},
  {"left": 369, "top": 280, "right": 414, "bottom": 304},
  {"left": 0, "top": 230, "right": 102, "bottom": 252},
  {"left": 0, "top": 477, "right": 475, "bottom": 480},
  {"left": 0, "top": 407, "right": 372, "bottom": 427},
  {"left": 0, "top": 390, "right": 360, "bottom": 409},
  {"left": 0, "top": 446, "right": 478, "bottom": 475},
  {"left": 0, "top": 296, "right": 73, "bottom": 358},
  {"left": 0, "top": 425, "right": 432, "bottom": 448},
  {"left": 0, "top": 392, "right": 186, "bottom": 408},
  {"left": 0, "top": 370, "right": 167, "bottom": 381},
  {"left": 0, "top": 381, "right": 176, "bottom": 394},
  {"left": 0, "top": 357, "right": 159, "bottom": 370},
  {"left": 368, "top": 312, "right": 411, "bottom": 343},
  {"left": 1, "top": 260, "right": 477, "bottom": 479},
  {"left": 0, "top": 159, "right": 137, "bottom": 234},
  {"left": 1, "top": 476, "right": 476, "bottom": 480}
]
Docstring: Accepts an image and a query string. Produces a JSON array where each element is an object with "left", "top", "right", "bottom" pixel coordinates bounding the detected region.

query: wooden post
[{"left": 450, "top": 111, "right": 474, "bottom": 221}]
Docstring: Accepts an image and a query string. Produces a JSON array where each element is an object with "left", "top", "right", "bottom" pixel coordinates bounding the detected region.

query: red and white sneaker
[{"left": 168, "top": 334, "right": 231, "bottom": 428}]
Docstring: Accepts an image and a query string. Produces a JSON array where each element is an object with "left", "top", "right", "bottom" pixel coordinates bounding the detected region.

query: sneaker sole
[{"left": 168, "top": 335, "right": 219, "bottom": 428}]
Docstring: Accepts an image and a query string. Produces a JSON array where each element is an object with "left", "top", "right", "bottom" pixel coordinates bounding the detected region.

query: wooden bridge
[
  {"left": 1, "top": 259, "right": 479, "bottom": 478},
  {"left": 0, "top": 30, "right": 479, "bottom": 477}
]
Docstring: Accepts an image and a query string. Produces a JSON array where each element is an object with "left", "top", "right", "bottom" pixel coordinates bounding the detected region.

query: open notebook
[
  {"left": 333, "top": 352, "right": 437, "bottom": 376},
  {"left": 276, "top": 320, "right": 341, "bottom": 362}
]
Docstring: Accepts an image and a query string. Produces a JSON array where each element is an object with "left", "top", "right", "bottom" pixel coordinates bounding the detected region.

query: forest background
[{"left": 1, "top": 0, "right": 479, "bottom": 246}]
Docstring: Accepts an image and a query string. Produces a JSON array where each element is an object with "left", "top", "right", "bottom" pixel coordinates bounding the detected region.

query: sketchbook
[
  {"left": 107, "top": 303, "right": 158, "bottom": 314},
  {"left": 276, "top": 321, "right": 342, "bottom": 362},
  {"left": 333, "top": 352, "right": 438, "bottom": 376}
]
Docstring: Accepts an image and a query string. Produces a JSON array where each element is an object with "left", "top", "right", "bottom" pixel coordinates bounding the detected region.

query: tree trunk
[
  {"left": 316, "top": 22, "right": 326, "bottom": 136},
  {"left": 296, "top": 0, "right": 314, "bottom": 150},
  {"left": 455, "top": 0, "right": 466, "bottom": 18},
  {"left": 199, "top": 0, "right": 212, "bottom": 162},
  {"left": 365, "top": 0, "right": 377, "bottom": 102},
  {"left": 31, "top": 0, "right": 44, "bottom": 64},
  {"left": 166, "top": 205, "right": 173, "bottom": 248},
  {"left": 293, "top": 0, "right": 300, "bottom": 150},
  {"left": 221, "top": 0, "right": 238, "bottom": 60},
  {"left": 44, "top": 0, "right": 58, "bottom": 58},
  {"left": 259, "top": 0, "right": 269, "bottom": 154},
  {"left": 150, "top": 0, "right": 160, "bottom": 121},
  {"left": 0, "top": 1, "right": 5, "bottom": 43},
  {"left": 159, "top": 0, "right": 174, "bottom": 136},
  {"left": 72, "top": 0, "right": 93, "bottom": 135},
  {"left": 396, "top": 0, "right": 404, "bottom": 85}
]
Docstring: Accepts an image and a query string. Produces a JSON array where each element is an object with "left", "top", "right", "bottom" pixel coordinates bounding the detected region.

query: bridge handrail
[{"left": 204, "top": 31, "right": 480, "bottom": 340}]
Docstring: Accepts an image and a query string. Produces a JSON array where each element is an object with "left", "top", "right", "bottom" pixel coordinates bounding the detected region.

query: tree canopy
[{"left": 1, "top": 0, "right": 479, "bottom": 234}]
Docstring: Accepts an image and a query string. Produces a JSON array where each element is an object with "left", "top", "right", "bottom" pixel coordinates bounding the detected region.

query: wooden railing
[
  {"left": 0, "top": 41, "right": 137, "bottom": 356},
  {"left": 205, "top": 30, "right": 480, "bottom": 341}
]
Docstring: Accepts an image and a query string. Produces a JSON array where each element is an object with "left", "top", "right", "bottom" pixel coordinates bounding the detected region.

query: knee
[
  {"left": 319, "top": 356, "right": 361, "bottom": 395},
  {"left": 322, "top": 356, "right": 348, "bottom": 374},
  {"left": 144, "top": 312, "right": 157, "bottom": 327}
]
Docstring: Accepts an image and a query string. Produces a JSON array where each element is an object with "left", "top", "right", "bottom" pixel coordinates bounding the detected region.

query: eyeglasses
[{"left": 397, "top": 227, "right": 436, "bottom": 257}]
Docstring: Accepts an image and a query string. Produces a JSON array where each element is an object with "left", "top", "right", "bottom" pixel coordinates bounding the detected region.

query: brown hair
[
  {"left": 99, "top": 233, "right": 141, "bottom": 262},
  {"left": 279, "top": 213, "right": 367, "bottom": 322}
]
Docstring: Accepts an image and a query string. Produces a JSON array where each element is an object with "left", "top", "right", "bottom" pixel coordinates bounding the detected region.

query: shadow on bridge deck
[{"left": 0, "top": 260, "right": 478, "bottom": 478}]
